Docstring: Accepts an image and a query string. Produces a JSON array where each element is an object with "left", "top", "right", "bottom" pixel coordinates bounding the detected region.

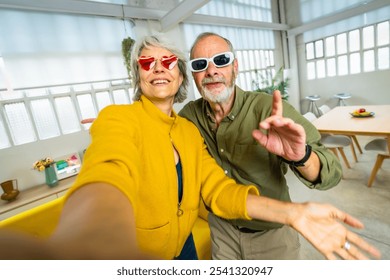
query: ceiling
[{"left": 0, "top": 0, "right": 388, "bottom": 34}]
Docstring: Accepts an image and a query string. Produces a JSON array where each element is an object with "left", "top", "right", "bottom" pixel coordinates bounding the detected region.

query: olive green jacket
[{"left": 179, "top": 86, "right": 342, "bottom": 230}]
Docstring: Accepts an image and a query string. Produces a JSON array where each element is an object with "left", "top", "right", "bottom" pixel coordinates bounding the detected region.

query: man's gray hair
[
  {"left": 131, "top": 35, "right": 188, "bottom": 103},
  {"left": 189, "top": 32, "right": 235, "bottom": 59}
]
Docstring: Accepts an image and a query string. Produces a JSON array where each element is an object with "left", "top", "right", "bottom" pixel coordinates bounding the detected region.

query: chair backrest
[
  {"left": 303, "top": 112, "right": 317, "bottom": 122},
  {"left": 318, "top": 104, "right": 331, "bottom": 115},
  {"left": 364, "top": 138, "right": 388, "bottom": 153}
]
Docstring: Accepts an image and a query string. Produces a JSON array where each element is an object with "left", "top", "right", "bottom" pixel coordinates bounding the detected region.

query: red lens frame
[{"left": 138, "top": 55, "right": 178, "bottom": 71}]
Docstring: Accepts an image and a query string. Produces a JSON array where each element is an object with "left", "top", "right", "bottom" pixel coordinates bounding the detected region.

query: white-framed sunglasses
[{"left": 188, "top": 51, "right": 234, "bottom": 73}]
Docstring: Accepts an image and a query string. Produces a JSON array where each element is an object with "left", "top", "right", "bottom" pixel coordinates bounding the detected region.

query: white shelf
[{"left": 0, "top": 176, "right": 75, "bottom": 220}]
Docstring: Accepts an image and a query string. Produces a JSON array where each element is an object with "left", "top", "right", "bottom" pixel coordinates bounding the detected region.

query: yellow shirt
[{"left": 66, "top": 96, "right": 259, "bottom": 259}]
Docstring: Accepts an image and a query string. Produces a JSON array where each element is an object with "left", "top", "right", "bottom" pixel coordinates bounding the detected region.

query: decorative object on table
[
  {"left": 54, "top": 152, "right": 82, "bottom": 180},
  {"left": 350, "top": 108, "right": 375, "bottom": 118},
  {"left": 0, "top": 179, "right": 20, "bottom": 202},
  {"left": 253, "top": 66, "right": 290, "bottom": 101},
  {"left": 33, "top": 157, "right": 59, "bottom": 187}
]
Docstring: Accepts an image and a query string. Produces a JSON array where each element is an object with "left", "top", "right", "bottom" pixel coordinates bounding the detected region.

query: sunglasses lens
[
  {"left": 214, "top": 53, "right": 232, "bottom": 67},
  {"left": 161, "top": 55, "right": 178, "bottom": 70},
  {"left": 138, "top": 56, "right": 156, "bottom": 71},
  {"left": 190, "top": 59, "right": 208, "bottom": 72}
]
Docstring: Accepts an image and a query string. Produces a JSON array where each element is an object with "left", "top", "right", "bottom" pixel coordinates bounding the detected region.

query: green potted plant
[
  {"left": 121, "top": 36, "right": 136, "bottom": 81},
  {"left": 254, "top": 66, "right": 290, "bottom": 100}
]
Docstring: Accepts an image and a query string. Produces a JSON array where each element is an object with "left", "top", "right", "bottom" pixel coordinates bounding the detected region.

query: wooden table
[{"left": 312, "top": 105, "right": 390, "bottom": 187}]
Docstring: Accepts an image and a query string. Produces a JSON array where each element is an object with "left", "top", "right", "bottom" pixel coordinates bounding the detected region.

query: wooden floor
[{"left": 288, "top": 136, "right": 390, "bottom": 260}]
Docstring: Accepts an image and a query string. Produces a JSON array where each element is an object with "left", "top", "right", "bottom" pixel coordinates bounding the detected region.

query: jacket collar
[{"left": 140, "top": 95, "right": 179, "bottom": 129}]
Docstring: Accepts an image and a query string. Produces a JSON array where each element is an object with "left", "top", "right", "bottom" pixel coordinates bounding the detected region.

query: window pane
[
  {"left": 128, "top": 87, "right": 134, "bottom": 102},
  {"left": 237, "top": 72, "right": 246, "bottom": 90},
  {"left": 93, "top": 82, "right": 110, "bottom": 90},
  {"left": 254, "top": 50, "right": 261, "bottom": 69},
  {"left": 248, "top": 50, "right": 255, "bottom": 70},
  {"left": 0, "top": 90, "right": 23, "bottom": 101},
  {"left": 377, "top": 21, "right": 389, "bottom": 46},
  {"left": 315, "top": 40, "right": 324, "bottom": 58},
  {"left": 25, "top": 88, "right": 47, "bottom": 97},
  {"left": 363, "top": 50, "right": 375, "bottom": 72},
  {"left": 349, "top": 29, "right": 360, "bottom": 52},
  {"left": 378, "top": 47, "right": 389, "bottom": 69},
  {"left": 30, "top": 99, "right": 60, "bottom": 140},
  {"left": 326, "top": 58, "right": 336, "bottom": 77},
  {"left": 338, "top": 55, "right": 348, "bottom": 76},
  {"left": 244, "top": 72, "right": 251, "bottom": 91},
  {"left": 350, "top": 53, "right": 361, "bottom": 74},
  {"left": 316, "top": 60, "right": 326, "bottom": 78},
  {"left": 241, "top": 50, "right": 250, "bottom": 71},
  {"left": 363, "top": 26, "right": 375, "bottom": 49},
  {"left": 113, "top": 89, "right": 129, "bottom": 104},
  {"left": 96, "top": 91, "right": 112, "bottom": 111},
  {"left": 307, "top": 62, "right": 316, "bottom": 80},
  {"left": 77, "top": 94, "right": 96, "bottom": 120},
  {"left": 325, "top": 36, "right": 335, "bottom": 57},
  {"left": 54, "top": 96, "right": 80, "bottom": 134},
  {"left": 4, "top": 102, "right": 36, "bottom": 145},
  {"left": 337, "top": 33, "right": 347, "bottom": 54},
  {"left": 268, "top": 51, "right": 275, "bottom": 66},
  {"left": 306, "top": 42, "right": 315, "bottom": 60},
  {"left": 50, "top": 86, "right": 72, "bottom": 95},
  {"left": 73, "top": 84, "right": 92, "bottom": 92},
  {"left": 259, "top": 51, "right": 266, "bottom": 68},
  {"left": 0, "top": 115, "right": 11, "bottom": 149}
]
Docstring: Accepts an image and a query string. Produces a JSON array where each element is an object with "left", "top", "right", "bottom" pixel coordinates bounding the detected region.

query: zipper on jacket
[
  {"left": 170, "top": 134, "right": 184, "bottom": 217},
  {"left": 177, "top": 202, "right": 184, "bottom": 216}
]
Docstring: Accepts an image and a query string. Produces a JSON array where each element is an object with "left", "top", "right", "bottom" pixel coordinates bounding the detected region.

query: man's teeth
[{"left": 152, "top": 80, "right": 169, "bottom": 85}]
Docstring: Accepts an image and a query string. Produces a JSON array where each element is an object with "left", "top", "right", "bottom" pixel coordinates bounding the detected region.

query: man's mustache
[{"left": 202, "top": 77, "right": 226, "bottom": 86}]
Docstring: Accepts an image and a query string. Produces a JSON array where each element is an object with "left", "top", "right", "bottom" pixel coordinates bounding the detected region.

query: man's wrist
[{"left": 280, "top": 144, "right": 312, "bottom": 167}]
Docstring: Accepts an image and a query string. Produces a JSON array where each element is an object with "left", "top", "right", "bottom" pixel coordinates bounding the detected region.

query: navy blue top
[{"left": 175, "top": 160, "right": 198, "bottom": 260}]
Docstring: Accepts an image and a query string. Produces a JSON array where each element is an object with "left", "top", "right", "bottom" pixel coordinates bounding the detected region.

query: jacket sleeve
[
  {"left": 284, "top": 102, "right": 342, "bottom": 190},
  {"left": 66, "top": 105, "right": 141, "bottom": 207},
  {"left": 199, "top": 142, "right": 259, "bottom": 220}
]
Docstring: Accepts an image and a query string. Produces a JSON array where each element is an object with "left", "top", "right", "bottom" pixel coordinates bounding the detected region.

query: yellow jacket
[{"left": 66, "top": 96, "right": 259, "bottom": 259}]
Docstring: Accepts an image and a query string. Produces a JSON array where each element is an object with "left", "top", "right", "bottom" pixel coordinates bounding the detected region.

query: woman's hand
[
  {"left": 246, "top": 195, "right": 381, "bottom": 260},
  {"left": 288, "top": 202, "right": 381, "bottom": 260}
]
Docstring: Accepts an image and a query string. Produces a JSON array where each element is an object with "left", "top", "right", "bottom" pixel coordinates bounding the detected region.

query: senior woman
[{"left": 0, "top": 35, "right": 380, "bottom": 260}]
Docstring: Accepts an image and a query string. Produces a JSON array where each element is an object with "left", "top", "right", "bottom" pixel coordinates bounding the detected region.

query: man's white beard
[{"left": 203, "top": 84, "right": 234, "bottom": 104}]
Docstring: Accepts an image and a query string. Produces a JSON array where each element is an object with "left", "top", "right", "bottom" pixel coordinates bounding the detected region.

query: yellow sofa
[{"left": 0, "top": 196, "right": 211, "bottom": 259}]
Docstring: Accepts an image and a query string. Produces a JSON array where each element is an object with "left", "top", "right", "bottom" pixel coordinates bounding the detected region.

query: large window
[
  {"left": 305, "top": 21, "right": 389, "bottom": 80},
  {"left": 0, "top": 9, "right": 134, "bottom": 149},
  {"left": 0, "top": 79, "right": 133, "bottom": 149}
]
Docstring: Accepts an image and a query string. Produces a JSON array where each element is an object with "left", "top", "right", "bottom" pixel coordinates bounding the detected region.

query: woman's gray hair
[{"left": 130, "top": 35, "right": 188, "bottom": 103}]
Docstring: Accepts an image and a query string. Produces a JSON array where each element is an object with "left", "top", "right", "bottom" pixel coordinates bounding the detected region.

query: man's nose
[{"left": 204, "top": 61, "right": 218, "bottom": 76}]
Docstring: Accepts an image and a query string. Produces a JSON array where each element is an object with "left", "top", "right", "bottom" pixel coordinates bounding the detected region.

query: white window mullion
[{"left": 0, "top": 106, "right": 12, "bottom": 149}]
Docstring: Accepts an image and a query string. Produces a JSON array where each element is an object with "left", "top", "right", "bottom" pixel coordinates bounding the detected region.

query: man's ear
[{"left": 233, "top": 58, "right": 239, "bottom": 76}]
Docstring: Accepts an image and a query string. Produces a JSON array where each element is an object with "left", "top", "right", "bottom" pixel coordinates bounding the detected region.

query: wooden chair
[
  {"left": 304, "top": 112, "right": 352, "bottom": 169},
  {"left": 364, "top": 138, "right": 390, "bottom": 187},
  {"left": 318, "top": 104, "right": 360, "bottom": 162}
]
